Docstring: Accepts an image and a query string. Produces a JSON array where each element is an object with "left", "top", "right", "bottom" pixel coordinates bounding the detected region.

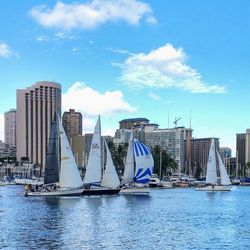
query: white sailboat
[
  {"left": 82, "top": 116, "right": 120, "bottom": 195},
  {"left": 25, "top": 114, "right": 84, "bottom": 197},
  {"left": 196, "top": 138, "right": 232, "bottom": 191},
  {"left": 120, "top": 132, "right": 153, "bottom": 195}
]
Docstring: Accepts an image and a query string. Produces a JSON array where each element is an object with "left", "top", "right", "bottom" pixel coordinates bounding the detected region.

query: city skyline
[{"left": 1, "top": 0, "right": 250, "bottom": 155}]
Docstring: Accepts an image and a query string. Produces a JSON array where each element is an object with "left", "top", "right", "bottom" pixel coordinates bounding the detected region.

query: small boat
[
  {"left": 25, "top": 113, "right": 84, "bottom": 197},
  {"left": 82, "top": 116, "right": 120, "bottom": 196},
  {"left": 0, "top": 181, "right": 6, "bottom": 186},
  {"left": 120, "top": 133, "right": 153, "bottom": 195},
  {"left": 196, "top": 138, "right": 232, "bottom": 191},
  {"left": 149, "top": 174, "right": 172, "bottom": 188}
]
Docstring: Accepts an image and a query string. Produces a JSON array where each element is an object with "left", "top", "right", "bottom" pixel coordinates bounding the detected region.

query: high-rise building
[
  {"left": 191, "top": 138, "right": 220, "bottom": 177},
  {"left": 62, "top": 109, "right": 82, "bottom": 141},
  {"left": 4, "top": 109, "right": 16, "bottom": 147},
  {"left": 145, "top": 127, "right": 186, "bottom": 173},
  {"left": 219, "top": 147, "right": 232, "bottom": 162},
  {"left": 236, "top": 133, "right": 246, "bottom": 177},
  {"left": 16, "top": 81, "right": 61, "bottom": 170},
  {"left": 245, "top": 129, "right": 250, "bottom": 176}
]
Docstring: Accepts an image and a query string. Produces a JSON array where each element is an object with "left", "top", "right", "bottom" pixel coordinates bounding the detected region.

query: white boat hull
[
  {"left": 25, "top": 188, "right": 83, "bottom": 197},
  {"left": 195, "top": 185, "right": 232, "bottom": 191},
  {"left": 120, "top": 187, "right": 150, "bottom": 195}
]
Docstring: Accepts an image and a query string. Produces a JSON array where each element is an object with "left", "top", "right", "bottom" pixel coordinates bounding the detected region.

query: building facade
[
  {"left": 219, "top": 147, "right": 232, "bottom": 162},
  {"left": 16, "top": 81, "right": 61, "bottom": 170},
  {"left": 145, "top": 127, "right": 185, "bottom": 173},
  {"left": 119, "top": 118, "right": 149, "bottom": 130},
  {"left": 191, "top": 138, "right": 220, "bottom": 177},
  {"left": 62, "top": 109, "right": 82, "bottom": 141},
  {"left": 236, "top": 133, "right": 246, "bottom": 177},
  {"left": 4, "top": 109, "right": 16, "bottom": 147}
]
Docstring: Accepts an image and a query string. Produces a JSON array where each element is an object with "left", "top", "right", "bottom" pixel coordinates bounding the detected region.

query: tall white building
[
  {"left": 4, "top": 109, "right": 16, "bottom": 147},
  {"left": 145, "top": 127, "right": 186, "bottom": 173},
  {"left": 16, "top": 81, "right": 61, "bottom": 170}
]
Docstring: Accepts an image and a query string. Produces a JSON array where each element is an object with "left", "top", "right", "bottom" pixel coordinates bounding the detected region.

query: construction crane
[{"left": 173, "top": 117, "right": 181, "bottom": 128}]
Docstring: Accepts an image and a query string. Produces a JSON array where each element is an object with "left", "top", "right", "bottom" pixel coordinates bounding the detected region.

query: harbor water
[{"left": 0, "top": 185, "right": 249, "bottom": 249}]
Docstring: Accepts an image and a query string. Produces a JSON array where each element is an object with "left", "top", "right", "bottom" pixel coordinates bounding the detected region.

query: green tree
[{"left": 151, "top": 145, "right": 178, "bottom": 178}]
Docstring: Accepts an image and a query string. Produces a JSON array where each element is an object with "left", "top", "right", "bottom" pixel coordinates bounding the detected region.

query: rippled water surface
[{"left": 0, "top": 185, "right": 250, "bottom": 249}]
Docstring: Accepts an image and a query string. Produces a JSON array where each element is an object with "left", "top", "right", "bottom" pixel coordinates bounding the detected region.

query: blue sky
[{"left": 1, "top": 0, "right": 250, "bottom": 155}]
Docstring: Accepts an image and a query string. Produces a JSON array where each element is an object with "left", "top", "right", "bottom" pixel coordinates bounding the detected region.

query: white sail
[
  {"left": 122, "top": 132, "right": 135, "bottom": 185},
  {"left": 58, "top": 120, "right": 83, "bottom": 189},
  {"left": 205, "top": 138, "right": 218, "bottom": 184},
  {"left": 133, "top": 139, "right": 153, "bottom": 184},
  {"left": 83, "top": 115, "right": 102, "bottom": 184},
  {"left": 217, "top": 150, "right": 231, "bottom": 185},
  {"left": 101, "top": 140, "right": 120, "bottom": 189}
]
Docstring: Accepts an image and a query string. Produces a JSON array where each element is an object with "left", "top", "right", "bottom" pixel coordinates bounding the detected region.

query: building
[
  {"left": 245, "top": 129, "right": 250, "bottom": 176},
  {"left": 16, "top": 81, "right": 61, "bottom": 170},
  {"left": 236, "top": 133, "right": 246, "bottom": 177},
  {"left": 145, "top": 127, "right": 186, "bottom": 173},
  {"left": 119, "top": 118, "right": 149, "bottom": 130},
  {"left": 4, "top": 109, "right": 16, "bottom": 157},
  {"left": 191, "top": 138, "right": 220, "bottom": 177},
  {"left": 4, "top": 109, "right": 16, "bottom": 147},
  {"left": 62, "top": 109, "right": 82, "bottom": 141},
  {"left": 219, "top": 147, "right": 232, "bottom": 162},
  {"left": 224, "top": 157, "right": 236, "bottom": 178}
]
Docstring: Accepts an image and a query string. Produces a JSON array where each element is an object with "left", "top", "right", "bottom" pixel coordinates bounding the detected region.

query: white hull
[
  {"left": 25, "top": 188, "right": 83, "bottom": 197},
  {"left": 195, "top": 185, "right": 232, "bottom": 191},
  {"left": 0, "top": 181, "right": 6, "bottom": 186},
  {"left": 120, "top": 187, "right": 150, "bottom": 195}
]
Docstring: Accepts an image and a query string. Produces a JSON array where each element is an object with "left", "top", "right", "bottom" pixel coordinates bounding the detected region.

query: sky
[{"left": 1, "top": 0, "right": 250, "bottom": 155}]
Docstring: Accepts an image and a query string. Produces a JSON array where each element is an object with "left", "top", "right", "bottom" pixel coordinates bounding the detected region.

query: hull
[
  {"left": 195, "top": 185, "right": 232, "bottom": 191},
  {"left": 120, "top": 187, "right": 150, "bottom": 195},
  {"left": 25, "top": 188, "right": 83, "bottom": 197},
  {"left": 81, "top": 188, "right": 120, "bottom": 196}
]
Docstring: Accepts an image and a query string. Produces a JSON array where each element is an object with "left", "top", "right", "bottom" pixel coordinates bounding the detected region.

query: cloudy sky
[{"left": 1, "top": 0, "right": 250, "bottom": 155}]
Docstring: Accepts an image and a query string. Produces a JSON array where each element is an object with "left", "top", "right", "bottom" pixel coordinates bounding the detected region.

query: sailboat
[
  {"left": 196, "top": 138, "right": 232, "bottom": 191},
  {"left": 25, "top": 113, "right": 84, "bottom": 196},
  {"left": 120, "top": 132, "right": 153, "bottom": 195},
  {"left": 81, "top": 116, "right": 120, "bottom": 195}
]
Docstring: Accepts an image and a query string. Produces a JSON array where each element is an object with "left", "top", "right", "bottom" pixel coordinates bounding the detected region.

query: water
[{"left": 0, "top": 186, "right": 249, "bottom": 250}]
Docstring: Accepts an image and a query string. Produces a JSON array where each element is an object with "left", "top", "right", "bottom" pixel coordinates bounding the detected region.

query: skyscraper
[
  {"left": 4, "top": 109, "right": 16, "bottom": 147},
  {"left": 16, "top": 81, "right": 61, "bottom": 170},
  {"left": 62, "top": 109, "right": 82, "bottom": 141}
]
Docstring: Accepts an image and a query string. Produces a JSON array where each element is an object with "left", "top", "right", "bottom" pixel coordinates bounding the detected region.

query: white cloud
[
  {"left": 62, "top": 82, "right": 137, "bottom": 116},
  {"left": 36, "top": 35, "right": 49, "bottom": 42},
  {"left": 63, "top": 82, "right": 137, "bottom": 134},
  {"left": 54, "top": 32, "right": 75, "bottom": 40},
  {"left": 107, "top": 47, "right": 135, "bottom": 56},
  {"left": 118, "top": 43, "right": 226, "bottom": 93},
  {"left": 0, "top": 114, "right": 4, "bottom": 141},
  {"left": 148, "top": 92, "right": 161, "bottom": 101},
  {"left": 30, "top": 0, "right": 156, "bottom": 30},
  {"left": 0, "top": 43, "right": 13, "bottom": 58}
]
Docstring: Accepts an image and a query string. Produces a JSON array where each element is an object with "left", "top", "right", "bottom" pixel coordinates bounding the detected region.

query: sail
[
  {"left": 44, "top": 113, "right": 60, "bottom": 185},
  {"left": 58, "top": 120, "right": 83, "bottom": 189},
  {"left": 217, "top": 150, "right": 231, "bottom": 185},
  {"left": 205, "top": 138, "right": 218, "bottom": 184},
  {"left": 133, "top": 139, "right": 153, "bottom": 184},
  {"left": 101, "top": 140, "right": 120, "bottom": 189},
  {"left": 122, "top": 132, "right": 134, "bottom": 185},
  {"left": 83, "top": 115, "right": 102, "bottom": 184}
]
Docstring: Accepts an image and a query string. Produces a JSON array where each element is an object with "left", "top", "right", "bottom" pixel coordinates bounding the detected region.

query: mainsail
[
  {"left": 83, "top": 115, "right": 102, "bottom": 184},
  {"left": 101, "top": 140, "right": 120, "bottom": 189},
  {"left": 59, "top": 120, "right": 83, "bottom": 189},
  {"left": 122, "top": 132, "right": 134, "bottom": 185},
  {"left": 205, "top": 138, "right": 217, "bottom": 184},
  {"left": 133, "top": 139, "right": 153, "bottom": 184},
  {"left": 44, "top": 113, "right": 60, "bottom": 185},
  {"left": 217, "top": 150, "right": 231, "bottom": 186}
]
